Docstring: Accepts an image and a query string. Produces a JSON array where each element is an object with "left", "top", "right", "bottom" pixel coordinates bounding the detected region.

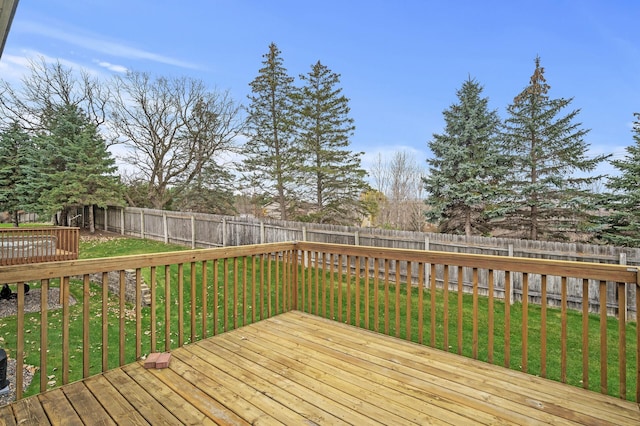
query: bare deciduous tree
[
  {"left": 110, "top": 71, "right": 243, "bottom": 210},
  {"left": 369, "top": 151, "right": 427, "bottom": 231},
  {"left": 0, "top": 57, "right": 110, "bottom": 132}
]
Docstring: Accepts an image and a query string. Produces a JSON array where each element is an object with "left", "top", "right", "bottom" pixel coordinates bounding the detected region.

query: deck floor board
[{"left": 1, "top": 311, "right": 638, "bottom": 425}]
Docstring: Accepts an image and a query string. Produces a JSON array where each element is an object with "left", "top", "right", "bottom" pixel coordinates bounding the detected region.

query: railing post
[
  {"left": 620, "top": 253, "right": 627, "bottom": 322},
  {"left": 425, "top": 237, "right": 431, "bottom": 287},
  {"left": 292, "top": 245, "right": 299, "bottom": 310},
  {"left": 508, "top": 244, "right": 514, "bottom": 304}
]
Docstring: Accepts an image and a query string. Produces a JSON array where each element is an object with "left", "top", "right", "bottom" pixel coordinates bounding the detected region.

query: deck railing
[
  {"left": 0, "top": 242, "right": 297, "bottom": 400},
  {"left": 0, "top": 241, "right": 638, "bottom": 402},
  {"left": 0, "top": 227, "right": 79, "bottom": 266},
  {"left": 294, "top": 242, "right": 640, "bottom": 402}
]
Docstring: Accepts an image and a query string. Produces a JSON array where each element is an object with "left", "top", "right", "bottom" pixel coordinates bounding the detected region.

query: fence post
[
  {"left": 191, "top": 215, "right": 196, "bottom": 249},
  {"left": 260, "top": 222, "right": 265, "bottom": 244},
  {"left": 120, "top": 208, "right": 125, "bottom": 235},
  {"left": 620, "top": 253, "right": 627, "bottom": 322},
  {"left": 163, "top": 213, "right": 168, "bottom": 244},
  {"left": 140, "top": 210, "right": 145, "bottom": 239},
  {"left": 302, "top": 227, "right": 307, "bottom": 241},
  {"left": 355, "top": 231, "right": 360, "bottom": 245},
  {"left": 104, "top": 207, "right": 108, "bottom": 232},
  {"left": 222, "top": 218, "right": 227, "bottom": 247}
]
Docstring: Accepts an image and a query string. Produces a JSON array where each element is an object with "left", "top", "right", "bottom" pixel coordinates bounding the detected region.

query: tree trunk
[
  {"left": 530, "top": 205, "right": 538, "bottom": 240},
  {"left": 88, "top": 205, "right": 95, "bottom": 233},
  {"left": 59, "top": 208, "right": 68, "bottom": 227},
  {"left": 11, "top": 211, "right": 19, "bottom": 227},
  {"left": 465, "top": 208, "right": 472, "bottom": 237}
]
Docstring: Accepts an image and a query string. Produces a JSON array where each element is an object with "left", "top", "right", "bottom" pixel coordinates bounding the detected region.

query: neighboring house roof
[{"left": 0, "top": 0, "right": 19, "bottom": 59}]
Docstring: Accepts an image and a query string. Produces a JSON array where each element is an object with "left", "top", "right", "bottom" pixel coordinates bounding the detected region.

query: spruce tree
[
  {"left": 242, "top": 43, "right": 297, "bottom": 220},
  {"left": 33, "top": 104, "right": 123, "bottom": 231},
  {"left": 293, "top": 61, "right": 368, "bottom": 224},
  {"left": 500, "top": 56, "right": 607, "bottom": 240},
  {"left": 598, "top": 113, "right": 640, "bottom": 246},
  {"left": 423, "top": 77, "right": 504, "bottom": 236},
  {"left": 0, "top": 123, "right": 34, "bottom": 226}
]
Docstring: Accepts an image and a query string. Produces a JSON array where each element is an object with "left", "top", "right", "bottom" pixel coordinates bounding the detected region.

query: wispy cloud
[
  {"left": 94, "top": 60, "right": 128, "bottom": 73},
  {"left": 18, "top": 20, "right": 199, "bottom": 69}
]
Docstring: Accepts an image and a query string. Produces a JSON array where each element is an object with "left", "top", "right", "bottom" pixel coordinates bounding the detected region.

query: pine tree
[
  {"left": 598, "top": 113, "right": 640, "bottom": 246},
  {"left": 33, "top": 104, "right": 123, "bottom": 231},
  {"left": 0, "top": 123, "right": 34, "bottom": 226},
  {"left": 500, "top": 56, "right": 607, "bottom": 240},
  {"left": 242, "top": 43, "right": 297, "bottom": 220},
  {"left": 423, "top": 77, "right": 504, "bottom": 236},
  {"left": 293, "top": 61, "right": 368, "bottom": 224}
]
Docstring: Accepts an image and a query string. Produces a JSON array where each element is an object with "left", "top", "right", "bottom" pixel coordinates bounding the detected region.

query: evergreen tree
[
  {"left": 598, "top": 113, "right": 640, "bottom": 246},
  {"left": 423, "top": 77, "right": 504, "bottom": 236},
  {"left": 33, "top": 104, "right": 123, "bottom": 231},
  {"left": 242, "top": 43, "right": 297, "bottom": 220},
  {"left": 500, "top": 56, "right": 607, "bottom": 240},
  {"left": 0, "top": 123, "right": 34, "bottom": 226},
  {"left": 293, "top": 61, "right": 368, "bottom": 224}
]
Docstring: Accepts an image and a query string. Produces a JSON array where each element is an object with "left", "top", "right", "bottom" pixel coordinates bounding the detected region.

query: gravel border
[{"left": 0, "top": 359, "right": 35, "bottom": 407}]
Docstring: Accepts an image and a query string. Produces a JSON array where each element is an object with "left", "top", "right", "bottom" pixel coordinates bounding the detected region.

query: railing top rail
[
  {"left": 0, "top": 227, "right": 79, "bottom": 232},
  {"left": 296, "top": 241, "right": 639, "bottom": 284},
  {"left": 2, "top": 239, "right": 637, "bottom": 285},
  {"left": 0, "top": 241, "right": 296, "bottom": 284}
]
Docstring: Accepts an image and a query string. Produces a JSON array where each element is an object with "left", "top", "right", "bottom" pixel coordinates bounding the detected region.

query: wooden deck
[{"left": 1, "top": 311, "right": 638, "bottom": 425}]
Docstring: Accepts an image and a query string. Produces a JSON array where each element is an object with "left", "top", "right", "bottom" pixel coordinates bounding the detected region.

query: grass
[{"left": 0, "top": 236, "right": 637, "bottom": 401}]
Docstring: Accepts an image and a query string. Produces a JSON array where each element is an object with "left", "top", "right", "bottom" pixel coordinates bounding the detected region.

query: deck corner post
[{"left": 292, "top": 247, "right": 299, "bottom": 310}]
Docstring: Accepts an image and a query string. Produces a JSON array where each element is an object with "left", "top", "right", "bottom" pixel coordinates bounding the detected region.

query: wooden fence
[{"left": 85, "top": 206, "right": 639, "bottom": 319}]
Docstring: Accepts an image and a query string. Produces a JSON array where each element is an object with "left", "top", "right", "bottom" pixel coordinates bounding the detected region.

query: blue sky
[{"left": 1, "top": 0, "right": 638, "bottom": 179}]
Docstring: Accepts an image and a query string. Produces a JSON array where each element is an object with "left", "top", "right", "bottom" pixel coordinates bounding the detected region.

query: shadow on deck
[{"left": 0, "top": 311, "right": 638, "bottom": 425}]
